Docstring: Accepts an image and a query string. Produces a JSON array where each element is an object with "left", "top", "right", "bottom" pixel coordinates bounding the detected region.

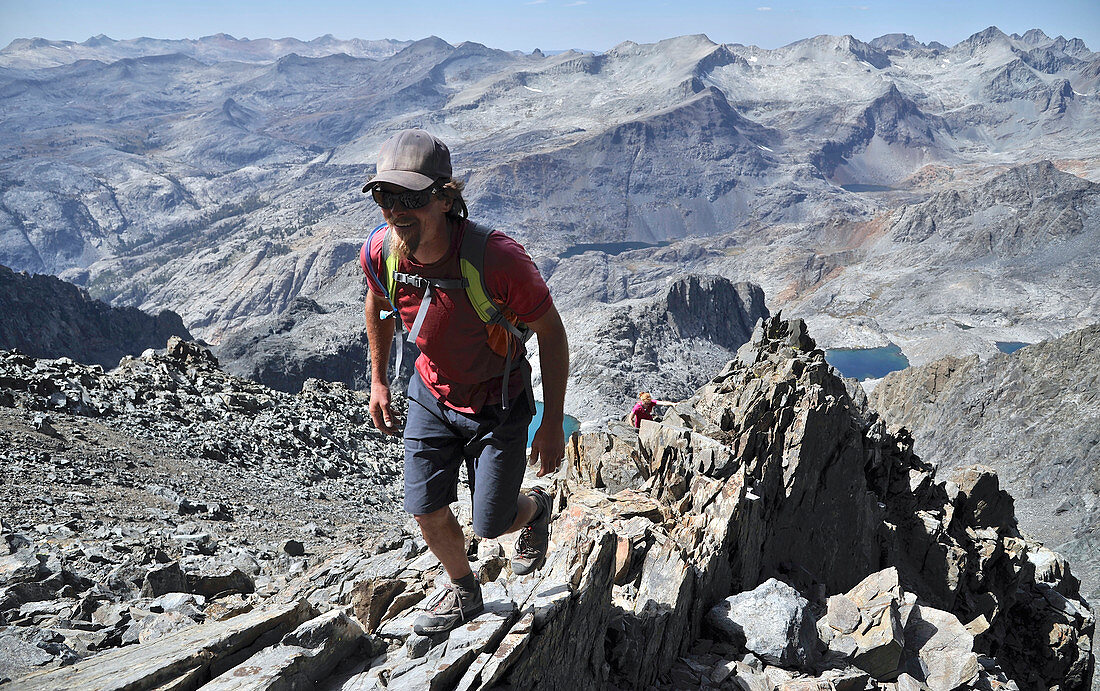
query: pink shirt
[
  {"left": 631, "top": 401, "right": 656, "bottom": 427},
  {"left": 362, "top": 219, "right": 552, "bottom": 413}
]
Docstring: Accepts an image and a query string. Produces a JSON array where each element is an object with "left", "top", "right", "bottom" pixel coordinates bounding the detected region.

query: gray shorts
[{"left": 403, "top": 374, "right": 534, "bottom": 539}]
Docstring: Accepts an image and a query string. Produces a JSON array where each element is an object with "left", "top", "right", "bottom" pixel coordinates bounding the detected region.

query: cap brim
[{"left": 362, "top": 170, "right": 436, "bottom": 193}]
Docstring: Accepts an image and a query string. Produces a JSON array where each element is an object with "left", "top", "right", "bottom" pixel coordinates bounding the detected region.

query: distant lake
[
  {"left": 841, "top": 183, "right": 894, "bottom": 193},
  {"left": 559, "top": 240, "right": 670, "bottom": 259},
  {"left": 529, "top": 401, "right": 582, "bottom": 446},
  {"left": 825, "top": 344, "right": 910, "bottom": 380},
  {"left": 996, "top": 341, "right": 1030, "bottom": 354}
]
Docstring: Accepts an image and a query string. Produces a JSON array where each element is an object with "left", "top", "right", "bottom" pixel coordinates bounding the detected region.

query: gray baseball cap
[{"left": 362, "top": 129, "right": 452, "bottom": 192}]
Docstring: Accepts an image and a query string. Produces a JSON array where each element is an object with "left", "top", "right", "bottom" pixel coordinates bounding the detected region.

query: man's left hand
[{"left": 529, "top": 423, "right": 565, "bottom": 478}]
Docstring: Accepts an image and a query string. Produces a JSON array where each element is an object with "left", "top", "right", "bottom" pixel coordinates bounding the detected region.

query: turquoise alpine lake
[
  {"left": 825, "top": 345, "right": 910, "bottom": 380},
  {"left": 528, "top": 401, "right": 582, "bottom": 447},
  {"left": 996, "top": 341, "right": 1030, "bottom": 354},
  {"left": 559, "top": 240, "right": 670, "bottom": 259}
]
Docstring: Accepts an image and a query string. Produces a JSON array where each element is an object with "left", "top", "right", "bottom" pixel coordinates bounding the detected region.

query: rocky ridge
[
  {"left": 0, "top": 337, "right": 403, "bottom": 490},
  {"left": 0, "top": 264, "right": 193, "bottom": 370},
  {"left": 0, "top": 34, "right": 415, "bottom": 69},
  {"left": 2, "top": 317, "right": 1092, "bottom": 689},
  {"left": 869, "top": 324, "right": 1100, "bottom": 609}
]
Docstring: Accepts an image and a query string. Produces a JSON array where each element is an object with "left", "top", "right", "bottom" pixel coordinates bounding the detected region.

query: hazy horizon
[{"left": 2, "top": 0, "right": 1098, "bottom": 55}]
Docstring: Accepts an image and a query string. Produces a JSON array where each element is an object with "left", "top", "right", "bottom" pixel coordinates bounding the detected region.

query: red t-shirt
[{"left": 361, "top": 219, "right": 552, "bottom": 413}]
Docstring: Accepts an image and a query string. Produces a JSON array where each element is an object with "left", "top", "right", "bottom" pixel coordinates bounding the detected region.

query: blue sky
[{"left": 1, "top": 0, "right": 1097, "bottom": 53}]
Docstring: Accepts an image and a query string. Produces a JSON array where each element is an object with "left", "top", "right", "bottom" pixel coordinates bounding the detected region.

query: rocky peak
[
  {"left": 953, "top": 26, "right": 1012, "bottom": 56},
  {"left": 2, "top": 318, "right": 1092, "bottom": 689},
  {"left": 563, "top": 275, "right": 768, "bottom": 419},
  {"left": 649, "top": 275, "right": 765, "bottom": 345},
  {"left": 782, "top": 34, "right": 891, "bottom": 69},
  {"left": 1016, "top": 28, "right": 1053, "bottom": 46},
  {"left": 869, "top": 33, "right": 927, "bottom": 53}
]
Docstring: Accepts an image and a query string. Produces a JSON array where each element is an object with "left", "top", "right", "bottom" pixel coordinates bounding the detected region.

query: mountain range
[{"left": 0, "top": 27, "right": 1097, "bottom": 418}]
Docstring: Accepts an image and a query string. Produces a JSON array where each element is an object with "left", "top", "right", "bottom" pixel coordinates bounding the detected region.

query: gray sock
[
  {"left": 453, "top": 572, "right": 479, "bottom": 597},
  {"left": 528, "top": 494, "right": 545, "bottom": 523}
]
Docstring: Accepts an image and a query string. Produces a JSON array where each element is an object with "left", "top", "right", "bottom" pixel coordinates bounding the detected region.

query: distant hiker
[
  {"left": 630, "top": 392, "right": 674, "bottom": 428},
  {"left": 361, "top": 129, "right": 569, "bottom": 635}
]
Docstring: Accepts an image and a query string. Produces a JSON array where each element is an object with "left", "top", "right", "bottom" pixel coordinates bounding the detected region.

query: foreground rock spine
[{"left": 4, "top": 317, "right": 1094, "bottom": 689}]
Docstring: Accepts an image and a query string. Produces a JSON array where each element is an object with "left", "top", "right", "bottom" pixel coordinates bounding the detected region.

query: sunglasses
[{"left": 371, "top": 186, "right": 439, "bottom": 210}]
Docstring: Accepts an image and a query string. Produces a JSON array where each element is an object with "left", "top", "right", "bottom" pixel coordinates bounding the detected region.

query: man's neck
[{"left": 409, "top": 218, "right": 453, "bottom": 265}]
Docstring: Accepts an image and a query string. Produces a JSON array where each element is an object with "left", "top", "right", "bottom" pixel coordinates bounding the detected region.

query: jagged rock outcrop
[
  {"left": 563, "top": 275, "right": 768, "bottom": 420},
  {"left": 869, "top": 324, "right": 1100, "bottom": 610},
  {"left": 7, "top": 317, "right": 1089, "bottom": 689},
  {"left": 0, "top": 265, "right": 192, "bottom": 370}
]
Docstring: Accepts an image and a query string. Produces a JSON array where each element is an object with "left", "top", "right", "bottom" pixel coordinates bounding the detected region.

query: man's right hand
[{"left": 370, "top": 382, "right": 401, "bottom": 435}]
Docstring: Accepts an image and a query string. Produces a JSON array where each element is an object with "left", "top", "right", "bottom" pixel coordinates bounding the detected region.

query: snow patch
[
  {"left": 748, "top": 55, "right": 758, "bottom": 63},
  {"left": 757, "top": 145, "right": 773, "bottom": 152},
  {"left": 523, "top": 85, "right": 543, "bottom": 93}
]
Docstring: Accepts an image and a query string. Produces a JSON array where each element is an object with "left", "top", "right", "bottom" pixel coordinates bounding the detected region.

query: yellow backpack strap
[
  {"left": 459, "top": 223, "right": 527, "bottom": 339},
  {"left": 459, "top": 223, "right": 497, "bottom": 324}
]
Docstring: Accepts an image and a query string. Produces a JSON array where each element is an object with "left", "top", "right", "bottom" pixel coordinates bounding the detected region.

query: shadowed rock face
[
  {"left": 8, "top": 317, "right": 1089, "bottom": 689},
  {"left": 870, "top": 323, "right": 1100, "bottom": 609},
  {"left": 0, "top": 264, "right": 192, "bottom": 369},
  {"left": 562, "top": 275, "right": 768, "bottom": 419}
]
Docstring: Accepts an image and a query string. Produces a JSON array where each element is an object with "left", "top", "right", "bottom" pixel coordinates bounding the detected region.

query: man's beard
[{"left": 392, "top": 227, "right": 419, "bottom": 260}]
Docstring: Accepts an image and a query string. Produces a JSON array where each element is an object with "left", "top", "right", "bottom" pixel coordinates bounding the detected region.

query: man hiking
[{"left": 360, "top": 129, "right": 570, "bottom": 635}]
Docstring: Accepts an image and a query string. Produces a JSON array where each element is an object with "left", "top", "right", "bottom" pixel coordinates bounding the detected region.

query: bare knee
[{"left": 414, "top": 506, "right": 454, "bottom": 533}]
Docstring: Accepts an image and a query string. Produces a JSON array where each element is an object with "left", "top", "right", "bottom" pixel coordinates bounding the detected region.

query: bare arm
[
  {"left": 526, "top": 304, "right": 569, "bottom": 477},
  {"left": 365, "top": 291, "right": 400, "bottom": 435}
]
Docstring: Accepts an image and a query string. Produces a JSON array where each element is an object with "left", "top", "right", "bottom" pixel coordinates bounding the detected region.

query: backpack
[{"left": 363, "top": 221, "right": 533, "bottom": 409}]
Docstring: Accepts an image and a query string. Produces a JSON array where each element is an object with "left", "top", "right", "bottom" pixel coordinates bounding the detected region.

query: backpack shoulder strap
[
  {"left": 379, "top": 226, "right": 399, "bottom": 302},
  {"left": 363, "top": 223, "right": 394, "bottom": 305},
  {"left": 458, "top": 222, "right": 496, "bottom": 324},
  {"left": 459, "top": 222, "right": 527, "bottom": 339},
  {"left": 459, "top": 221, "right": 534, "bottom": 410}
]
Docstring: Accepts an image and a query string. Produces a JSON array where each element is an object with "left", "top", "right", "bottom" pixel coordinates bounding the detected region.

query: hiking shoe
[
  {"left": 412, "top": 581, "right": 484, "bottom": 635},
  {"left": 512, "top": 487, "right": 553, "bottom": 575}
]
